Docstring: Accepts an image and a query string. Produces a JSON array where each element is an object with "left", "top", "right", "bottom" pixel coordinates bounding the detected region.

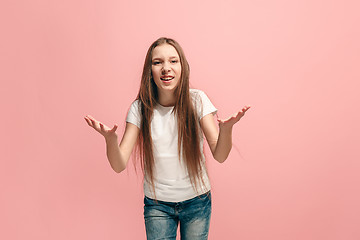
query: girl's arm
[
  {"left": 84, "top": 115, "right": 140, "bottom": 173},
  {"left": 200, "top": 106, "right": 250, "bottom": 163},
  {"left": 106, "top": 123, "right": 139, "bottom": 173}
]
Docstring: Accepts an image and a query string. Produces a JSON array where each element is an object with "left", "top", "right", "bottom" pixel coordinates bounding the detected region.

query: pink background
[{"left": 1, "top": 0, "right": 359, "bottom": 239}]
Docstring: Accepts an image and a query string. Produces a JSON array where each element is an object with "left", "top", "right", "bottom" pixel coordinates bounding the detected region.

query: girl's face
[{"left": 151, "top": 43, "right": 181, "bottom": 94}]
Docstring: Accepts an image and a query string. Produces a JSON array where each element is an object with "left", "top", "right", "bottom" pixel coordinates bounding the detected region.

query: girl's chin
[{"left": 156, "top": 84, "right": 180, "bottom": 94}]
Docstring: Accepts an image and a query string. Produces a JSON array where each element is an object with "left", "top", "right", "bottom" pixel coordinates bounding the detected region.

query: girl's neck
[{"left": 157, "top": 90, "right": 176, "bottom": 107}]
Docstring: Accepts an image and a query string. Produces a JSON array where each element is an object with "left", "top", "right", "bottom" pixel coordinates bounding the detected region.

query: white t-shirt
[{"left": 126, "top": 89, "right": 217, "bottom": 202}]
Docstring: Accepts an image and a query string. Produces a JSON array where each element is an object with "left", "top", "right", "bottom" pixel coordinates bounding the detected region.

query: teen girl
[{"left": 84, "top": 37, "right": 250, "bottom": 240}]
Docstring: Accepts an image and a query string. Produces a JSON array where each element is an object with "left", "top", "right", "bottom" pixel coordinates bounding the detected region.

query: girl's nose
[{"left": 162, "top": 64, "right": 170, "bottom": 73}]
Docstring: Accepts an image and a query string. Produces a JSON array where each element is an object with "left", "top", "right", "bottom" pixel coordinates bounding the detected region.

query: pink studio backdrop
[{"left": 1, "top": 0, "right": 359, "bottom": 239}]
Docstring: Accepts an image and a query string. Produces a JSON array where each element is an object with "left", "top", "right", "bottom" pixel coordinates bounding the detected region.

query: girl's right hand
[{"left": 84, "top": 115, "right": 118, "bottom": 140}]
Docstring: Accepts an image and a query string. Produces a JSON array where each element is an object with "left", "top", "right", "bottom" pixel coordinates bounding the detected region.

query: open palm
[
  {"left": 84, "top": 115, "right": 118, "bottom": 139},
  {"left": 217, "top": 106, "right": 251, "bottom": 129}
]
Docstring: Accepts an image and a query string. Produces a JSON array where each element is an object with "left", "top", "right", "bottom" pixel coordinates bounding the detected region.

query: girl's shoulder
[
  {"left": 189, "top": 88, "right": 209, "bottom": 102},
  {"left": 190, "top": 88, "right": 217, "bottom": 117},
  {"left": 189, "top": 88, "right": 206, "bottom": 99},
  {"left": 129, "top": 99, "right": 141, "bottom": 108},
  {"left": 127, "top": 99, "right": 142, "bottom": 115},
  {"left": 189, "top": 88, "right": 204, "bottom": 94}
]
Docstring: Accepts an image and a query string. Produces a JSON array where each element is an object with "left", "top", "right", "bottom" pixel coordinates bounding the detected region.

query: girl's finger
[
  {"left": 88, "top": 115, "right": 99, "bottom": 125},
  {"left": 111, "top": 124, "right": 118, "bottom": 132},
  {"left": 99, "top": 122, "right": 104, "bottom": 131},
  {"left": 242, "top": 106, "right": 250, "bottom": 113},
  {"left": 84, "top": 117, "right": 91, "bottom": 125},
  {"left": 86, "top": 117, "right": 96, "bottom": 127},
  {"left": 88, "top": 117, "right": 95, "bottom": 125}
]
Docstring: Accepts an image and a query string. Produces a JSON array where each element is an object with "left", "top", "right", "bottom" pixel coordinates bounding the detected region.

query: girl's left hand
[{"left": 217, "top": 106, "right": 251, "bottom": 129}]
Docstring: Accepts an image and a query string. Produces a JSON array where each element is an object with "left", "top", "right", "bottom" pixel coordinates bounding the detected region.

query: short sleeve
[
  {"left": 126, "top": 100, "right": 141, "bottom": 129},
  {"left": 191, "top": 89, "right": 218, "bottom": 120}
]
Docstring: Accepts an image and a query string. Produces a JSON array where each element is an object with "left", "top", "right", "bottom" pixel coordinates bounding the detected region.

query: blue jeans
[{"left": 144, "top": 191, "right": 212, "bottom": 240}]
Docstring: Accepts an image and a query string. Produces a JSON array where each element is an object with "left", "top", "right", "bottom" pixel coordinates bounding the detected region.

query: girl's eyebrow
[{"left": 152, "top": 56, "right": 179, "bottom": 61}]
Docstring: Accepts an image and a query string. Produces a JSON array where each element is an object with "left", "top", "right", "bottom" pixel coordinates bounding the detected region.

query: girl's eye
[
  {"left": 153, "top": 61, "right": 161, "bottom": 65},
  {"left": 171, "top": 60, "right": 178, "bottom": 63}
]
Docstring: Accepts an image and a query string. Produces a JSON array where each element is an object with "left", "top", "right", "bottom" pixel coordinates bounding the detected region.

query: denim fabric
[{"left": 144, "top": 191, "right": 212, "bottom": 240}]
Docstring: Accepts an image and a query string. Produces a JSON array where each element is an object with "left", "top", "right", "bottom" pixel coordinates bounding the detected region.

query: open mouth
[{"left": 160, "top": 76, "right": 174, "bottom": 82}]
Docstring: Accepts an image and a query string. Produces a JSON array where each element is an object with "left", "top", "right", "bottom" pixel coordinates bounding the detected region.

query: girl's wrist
[
  {"left": 105, "top": 135, "right": 118, "bottom": 144},
  {"left": 219, "top": 124, "right": 233, "bottom": 132}
]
